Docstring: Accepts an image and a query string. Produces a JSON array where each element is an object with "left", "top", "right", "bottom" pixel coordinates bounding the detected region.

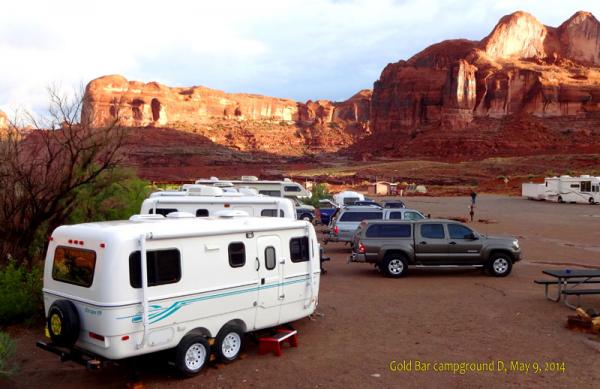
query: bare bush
[{"left": 0, "top": 86, "right": 127, "bottom": 262}]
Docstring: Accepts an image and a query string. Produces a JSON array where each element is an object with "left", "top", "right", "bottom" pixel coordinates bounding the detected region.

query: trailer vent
[
  {"left": 215, "top": 210, "right": 249, "bottom": 218},
  {"left": 165, "top": 212, "right": 196, "bottom": 219},
  {"left": 129, "top": 214, "right": 165, "bottom": 222}
]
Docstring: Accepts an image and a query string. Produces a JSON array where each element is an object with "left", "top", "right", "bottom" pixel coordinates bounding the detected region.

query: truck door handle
[
  {"left": 261, "top": 278, "right": 265, "bottom": 285},
  {"left": 419, "top": 241, "right": 427, "bottom": 245},
  {"left": 449, "top": 241, "right": 457, "bottom": 245}
]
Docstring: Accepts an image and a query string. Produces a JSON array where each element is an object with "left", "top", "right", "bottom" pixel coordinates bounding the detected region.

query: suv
[
  {"left": 349, "top": 219, "right": 521, "bottom": 277},
  {"left": 325, "top": 206, "right": 425, "bottom": 243}
]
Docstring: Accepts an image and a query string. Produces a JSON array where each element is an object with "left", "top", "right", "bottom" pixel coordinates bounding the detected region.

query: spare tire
[{"left": 47, "top": 300, "right": 80, "bottom": 347}]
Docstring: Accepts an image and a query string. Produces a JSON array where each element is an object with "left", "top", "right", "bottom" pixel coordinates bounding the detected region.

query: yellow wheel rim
[{"left": 50, "top": 313, "right": 62, "bottom": 336}]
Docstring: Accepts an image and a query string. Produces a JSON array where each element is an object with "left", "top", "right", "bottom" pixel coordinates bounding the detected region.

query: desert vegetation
[{"left": 0, "top": 88, "right": 151, "bottom": 374}]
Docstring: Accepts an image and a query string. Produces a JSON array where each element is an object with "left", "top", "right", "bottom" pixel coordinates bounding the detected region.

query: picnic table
[{"left": 536, "top": 269, "right": 600, "bottom": 308}]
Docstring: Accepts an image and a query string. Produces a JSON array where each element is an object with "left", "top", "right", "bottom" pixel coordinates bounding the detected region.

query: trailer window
[
  {"left": 284, "top": 185, "right": 301, "bottom": 192},
  {"left": 228, "top": 242, "right": 246, "bottom": 268},
  {"left": 570, "top": 184, "right": 580, "bottom": 189},
  {"left": 265, "top": 246, "right": 276, "bottom": 270},
  {"left": 149, "top": 208, "right": 178, "bottom": 217},
  {"left": 259, "top": 190, "right": 281, "bottom": 197},
  {"left": 52, "top": 246, "right": 96, "bottom": 287},
  {"left": 261, "top": 209, "right": 285, "bottom": 217},
  {"left": 290, "top": 237, "right": 309, "bottom": 263},
  {"left": 196, "top": 209, "right": 209, "bottom": 217},
  {"left": 581, "top": 181, "right": 592, "bottom": 192},
  {"left": 129, "top": 249, "right": 181, "bottom": 288}
]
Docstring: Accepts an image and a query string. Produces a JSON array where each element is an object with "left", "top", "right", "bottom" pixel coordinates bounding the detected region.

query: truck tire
[
  {"left": 47, "top": 300, "right": 80, "bottom": 347},
  {"left": 300, "top": 213, "right": 313, "bottom": 222},
  {"left": 214, "top": 325, "right": 244, "bottom": 363},
  {"left": 175, "top": 334, "right": 210, "bottom": 376},
  {"left": 382, "top": 254, "right": 408, "bottom": 278},
  {"left": 487, "top": 253, "right": 512, "bottom": 277}
]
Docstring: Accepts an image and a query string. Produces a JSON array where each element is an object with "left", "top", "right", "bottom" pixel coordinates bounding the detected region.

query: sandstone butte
[{"left": 82, "top": 10, "right": 600, "bottom": 158}]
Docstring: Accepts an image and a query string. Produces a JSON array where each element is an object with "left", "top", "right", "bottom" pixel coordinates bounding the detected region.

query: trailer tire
[
  {"left": 175, "top": 334, "right": 210, "bottom": 376},
  {"left": 589, "top": 197, "right": 596, "bottom": 205},
  {"left": 558, "top": 196, "right": 564, "bottom": 203},
  {"left": 215, "top": 325, "right": 244, "bottom": 363},
  {"left": 382, "top": 254, "right": 408, "bottom": 278},
  {"left": 47, "top": 300, "right": 80, "bottom": 347}
]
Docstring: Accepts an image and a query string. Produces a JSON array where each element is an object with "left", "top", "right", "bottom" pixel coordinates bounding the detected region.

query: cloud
[{"left": 1, "top": 0, "right": 599, "bottom": 114}]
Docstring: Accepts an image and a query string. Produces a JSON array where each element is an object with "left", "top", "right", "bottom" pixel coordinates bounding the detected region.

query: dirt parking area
[{"left": 3, "top": 195, "right": 600, "bottom": 388}]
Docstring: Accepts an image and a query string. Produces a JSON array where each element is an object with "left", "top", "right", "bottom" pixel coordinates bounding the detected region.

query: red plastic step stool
[{"left": 258, "top": 329, "right": 298, "bottom": 357}]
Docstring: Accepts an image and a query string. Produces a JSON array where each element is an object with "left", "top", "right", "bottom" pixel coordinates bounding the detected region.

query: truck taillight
[
  {"left": 333, "top": 226, "right": 339, "bottom": 235},
  {"left": 358, "top": 242, "right": 366, "bottom": 254}
]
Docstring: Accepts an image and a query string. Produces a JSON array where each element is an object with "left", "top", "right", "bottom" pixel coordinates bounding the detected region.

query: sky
[{"left": 1, "top": 0, "right": 599, "bottom": 114}]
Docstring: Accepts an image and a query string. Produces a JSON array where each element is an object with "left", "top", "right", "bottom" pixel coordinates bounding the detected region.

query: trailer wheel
[
  {"left": 47, "top": 300, "right": 80, "bottom": 347},
  {"left": 382, "top": 254, "right": 408, "bottom": 278},
  {"left": 589, "top": 197, "right": 596, "bottom": 205},
  {"left": 215, "top": 325, "right": 244, "bottom": 363},
  {"left": 558, "top": 196, "right": 563, "bottom": 203},
  {"left": 175, "top": 334, "right": 210, "bottom": 376}
]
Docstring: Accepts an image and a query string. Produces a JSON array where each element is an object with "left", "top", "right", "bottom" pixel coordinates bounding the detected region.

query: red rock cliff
[{"left": 371, "top": 11, "right": 600, "bottom": 135}]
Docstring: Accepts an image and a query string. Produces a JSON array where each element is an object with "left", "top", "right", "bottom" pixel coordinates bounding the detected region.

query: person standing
[{"left": 470, "top": 190, "right": 477, "bottom": 204}]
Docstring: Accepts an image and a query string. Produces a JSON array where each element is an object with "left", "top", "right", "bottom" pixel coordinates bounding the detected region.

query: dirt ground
[{"left": 3, "top": 195, "right": 600, "bottom": 388}]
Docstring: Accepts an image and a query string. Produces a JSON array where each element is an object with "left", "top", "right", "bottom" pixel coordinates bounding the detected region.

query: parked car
[
  {"left": 324, "top": 206, "right": 425, "bottom": 243},
  {"left": 289, "top": 197, "right": 315, "bottom": 221},
  {"left": 349, "top": 219, "right": 521, "bottom": 277},
  {"left": 316, "top": 199, "right": 339, "bottom": 225},
  {"left": 383, "top": 200, "right": 405, "bottom": 208}
]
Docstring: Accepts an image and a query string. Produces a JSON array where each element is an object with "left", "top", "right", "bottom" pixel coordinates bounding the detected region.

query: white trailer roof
[{"left": 51, "top": 216, "right": 309, "bottom": 243}]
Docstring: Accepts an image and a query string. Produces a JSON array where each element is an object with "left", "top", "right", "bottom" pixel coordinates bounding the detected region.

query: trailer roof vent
[
  {"left": 165, "top": 211, "right": 195, "bottom": 219},
  {"left": 238, "top": 187, "right": 259, "bottom": 196},
  {"left": 241, "top": 175, "right": 258, "bottom": 181},
  {"left": 283, "top": 178, "right": 292, "bottom": 182},
  {"left": 182, "top": 184, "right": 224, "bottom": 196},
  {"left": 129, "top": 214, "right": 165, "bottom": 222},
  {"left": 215, "top": 210, "right": 249, "bottom": 218}
]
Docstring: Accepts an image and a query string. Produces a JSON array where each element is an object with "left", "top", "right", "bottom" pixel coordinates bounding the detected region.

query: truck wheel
[
  {"left": 382, "top": 255, "right": 408, "bottom": 278},
  {"left": 175, "top": 334, "right": 210, "bottom": 376},
  {"left": 487, "top": 253, "right": 512, "bottom": 277},
  {"left": 47, "top": 300, "right": 80, "bottom": 347},
  {"left": 300, "top": 214, "right": 313, "bottom": 222},
  {"left": 215, "top": 325, "right": 244, "bottom": 363}
]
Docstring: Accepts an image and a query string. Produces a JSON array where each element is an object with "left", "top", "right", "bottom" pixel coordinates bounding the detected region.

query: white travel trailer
[
  {"left": 522, "top": 175, "right": 600, "bottom": 204},
  {"left": 38, "top": 214, "right": 321, "bottom": 376},
  {"left": 195, "top": 176, "right": 311, "bottom": 198},
  {"left": 141, "top": 185, "right": 296, "bottom": 219},
  {"left": 333, "top": 190, "right": 365, "bottom": 206}
]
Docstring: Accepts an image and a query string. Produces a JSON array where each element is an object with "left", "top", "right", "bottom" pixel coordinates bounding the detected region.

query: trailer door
[{"left": 254, "top": 235, "right": 283, "bottom": 329}]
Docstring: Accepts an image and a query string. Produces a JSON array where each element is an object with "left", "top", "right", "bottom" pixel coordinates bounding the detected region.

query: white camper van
[
  {"left": 196, "top": 176, "right": 311, "bottom": 199},
  {"left": 522, "top": 175, "right": 600, "bottom": 204},
  {"left": 38, "top": 214, "right": 321, "bottom": 376},
  {"left": 333, "top": 191, "right": 365, "bottom": 206},
  {"left": 141, "top": 185, "right": 296, "bottom": 219}
]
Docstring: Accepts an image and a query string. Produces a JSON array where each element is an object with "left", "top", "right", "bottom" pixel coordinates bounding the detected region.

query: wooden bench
[{"left": 258, "top": 329, "right": 298, "bottom": 357}]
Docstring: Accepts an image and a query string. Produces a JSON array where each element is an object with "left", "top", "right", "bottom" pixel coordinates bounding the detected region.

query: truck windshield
[{"left": 52, "top": 246, "right": 97, "bottom": 287}]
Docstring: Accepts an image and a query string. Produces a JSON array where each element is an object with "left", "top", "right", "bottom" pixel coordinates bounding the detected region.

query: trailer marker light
[
  {"left": 89, "top": 332, "right": 105, "bottom": 341},
  {"left": 79, "top": 241, "right": 84, "bottom": 245},
  {"left": 100, "top": 243, "right": 106, "bottom": 248},
  {"left": 68, "top": 239, "right": 73, "bottom": 244},
  {"left": 121, "top": 335, "right": 130, "bottom": 341},
  {"left": 224, "top": 203, "right": 230, "bottom": 208},
  {"left": 48, "top": 236, "right": 53, "bottom": 241}
]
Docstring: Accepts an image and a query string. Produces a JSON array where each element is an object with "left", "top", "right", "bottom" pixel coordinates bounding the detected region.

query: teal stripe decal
[{"left": 117, "top": 276, "right": 311, "bottom": 324}]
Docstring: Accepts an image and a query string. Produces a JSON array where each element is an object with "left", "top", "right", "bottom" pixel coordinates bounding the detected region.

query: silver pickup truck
[{"left": 349, "top": 219, "right": 521, "bottom": 277}]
